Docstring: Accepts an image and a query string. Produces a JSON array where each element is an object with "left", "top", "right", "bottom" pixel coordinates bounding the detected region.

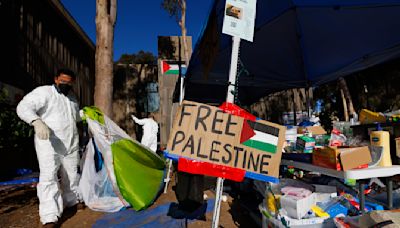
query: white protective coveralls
[
  {"left": 132, "top": 115, "right": 158, "bottom": 152},
  {"left": 16, "top": 85, "right": 81, "bottom": 224}
]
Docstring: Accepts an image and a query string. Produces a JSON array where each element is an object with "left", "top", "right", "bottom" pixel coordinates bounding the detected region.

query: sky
[{"left": 60, "top": 0, "right": 214, "bottom": 61}]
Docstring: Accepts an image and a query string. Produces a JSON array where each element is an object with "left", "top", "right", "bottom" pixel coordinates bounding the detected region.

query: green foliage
[
  {"left": 0, "top": 89, "right": 33, "bottom": 151},
  {"left": 161, "top": 0, "right": 182, "bottom": 23},
  {"left": 345, "top": 59, "right": 400, "bottom": 112},
  {"left": 116, "top": 50, "right": 156, "bottom": 65},
  {"left": 135, "top": 51, "right": 156, "bottom": 64},
  {"left": 158, "top": 36, "right": 176, "bottom": 59},
  {"left": 118, "top": 54, "right": 136, "bottom": 64}
]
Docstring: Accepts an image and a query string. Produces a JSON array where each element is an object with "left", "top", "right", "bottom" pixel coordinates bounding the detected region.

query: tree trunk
[
  {"left": 94, "top": 0, "right": 117, "bottom": 117},
  {"left": 260, "top": 98, "right": 267, "bottom": 119},
  {"left": 179, "top": 0, "right": 190, "bottom": 67},
  {"left": 306, "top": 87, "right": 313, "bottom": 116},
  {"left": 292, "top": 89, "right": 298, "bottom": 125},
  {"left": 338, "top": 77, "right": 355, "bottom": 117},
  {"left": 340, "top": 89, "right": 349, "bottom": 121},
  {"left": 293, "top": 89, "right": 301, "bottom": 112}
]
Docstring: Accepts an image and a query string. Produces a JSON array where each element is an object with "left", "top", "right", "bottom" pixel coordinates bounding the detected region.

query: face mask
[{"left": 58, "top": 84, "right": 72, "bottom": 95}]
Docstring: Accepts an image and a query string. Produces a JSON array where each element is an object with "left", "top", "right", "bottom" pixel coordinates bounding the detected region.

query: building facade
[
  {"left": 0, "top": 0, "right": 95, "bottom": 106},
  {"left": 0, "top": 0, "right": 95, "bottom": 178},
  {"left": 113, "top": 62, "right": 158, "bottom": 139},
  {"left": 158, "top": 36, "right": 192, "bottom": 148}
]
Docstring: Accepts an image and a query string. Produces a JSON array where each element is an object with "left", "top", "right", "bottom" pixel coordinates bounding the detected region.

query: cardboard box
[
  {"left": 313, "top": 146, "right": 341, "bottom": 170},
  {"left": 339, "top": 146, "right": 372, "bottom": 171},
  {"left": 297, "top": 126, "right": 327, "bottom": 135},
  {"left": 396, "top": 138, "right": 400, "bottom": 158},
  {"left": 313, "top": 146, "right": 371, "bottom": 171}
]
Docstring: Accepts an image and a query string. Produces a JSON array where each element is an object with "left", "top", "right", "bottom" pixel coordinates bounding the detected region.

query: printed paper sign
[
  {"left": 167, "top": 101, "right": 285, "bottom": 178},
  {"left": 222, "top": 0, "right": 257, "bottom": 42}
]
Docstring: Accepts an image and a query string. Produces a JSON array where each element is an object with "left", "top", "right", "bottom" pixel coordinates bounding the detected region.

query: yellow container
[
  {"left": 370, "top": 129, "right": 392, "bottom": 167},
  {"left": 359, "top": 109, "right": 386, "bottom": 124},
  {"left": 266, "top": 193, "right": 281, "bottom": 213},
  {"left": 311, "top": 205, "right": 330, "bottom": 218}
]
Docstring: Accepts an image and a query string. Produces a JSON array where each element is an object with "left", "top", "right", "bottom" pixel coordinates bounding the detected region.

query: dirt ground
[{"left": 0, "top": 179, "right": 260, "bottom": 228}]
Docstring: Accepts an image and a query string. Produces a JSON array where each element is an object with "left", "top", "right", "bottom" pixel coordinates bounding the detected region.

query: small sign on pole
[
  {"left": 222, "top": 0, "right": 257, "bottom": 42},
  {"left": 215, "top": 0, "right": 257, "bottom": 226}
]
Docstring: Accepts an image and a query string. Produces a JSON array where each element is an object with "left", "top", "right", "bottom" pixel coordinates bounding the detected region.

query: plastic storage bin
[{"left": 260, "top": 204, "right": 334, "bottom": 228}]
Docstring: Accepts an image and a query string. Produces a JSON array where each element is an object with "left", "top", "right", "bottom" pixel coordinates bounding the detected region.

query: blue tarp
[
  {"left": 93, "top": 199, "right": 215, "bottom": 228},
  {"left": 184, "top": 0, "right": 400, "bottom": 105},
  {"left": 0, "top": 178, "right": 38, "bottom": 186}
]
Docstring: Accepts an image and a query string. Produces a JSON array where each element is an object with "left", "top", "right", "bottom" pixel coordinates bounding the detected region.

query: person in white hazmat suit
[
  {"left": 131, "top": 113, "right": 158, "bottom": 152},
  {"left": 16, "top": 69, "right": 83, "bottom": 227}
]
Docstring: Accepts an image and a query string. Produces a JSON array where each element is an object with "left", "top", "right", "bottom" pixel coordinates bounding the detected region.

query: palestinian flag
[
  {"left": 161, "top": 61, "right": 187, "bottom": 75},
  {"left": 240, "top": 120, "right": 280, "bottom": 154}
]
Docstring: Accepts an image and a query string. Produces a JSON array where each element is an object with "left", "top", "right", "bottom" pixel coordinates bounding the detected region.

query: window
[
  {"left": 19, "top": 5, "right": 24, "bottom": 30},
  {"left": 58, "top": 42, "right": 62, "bottom": 60},
  {"left": 27, "top": 13, "right": 34, "bottom": 41},
  {"left": 48, "top": 34, "right": 52, "bottom": 53},
  {"left": 36, "top": 22, "right": 42, "bottom": 43},
  {"left": 53, "top": 37, "right": 57, "bottom": 56}
]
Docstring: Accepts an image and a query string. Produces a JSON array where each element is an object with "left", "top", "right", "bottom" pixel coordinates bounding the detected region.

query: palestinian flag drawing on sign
[
  {"left": 161, "top": 61, "right": 187, "bottom": 75},
  {"left": 240, "top": 120, "right": 280, "bottom": 154}
]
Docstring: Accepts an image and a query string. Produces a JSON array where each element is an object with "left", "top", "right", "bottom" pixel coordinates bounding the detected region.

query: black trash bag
[{"left": 175, "top": 171, "right": 205, "bottom": 214}]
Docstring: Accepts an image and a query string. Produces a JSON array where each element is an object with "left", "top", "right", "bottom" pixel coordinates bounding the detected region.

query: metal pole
[
  {"left": 386, "top": 178, "right": 393, "bottom": 209},
  {"left": 164, "top": 159, "right": 173, "bottom": 193},
  {"left": 359, "top": 180, "right": 366, "bottom": 214},
  {"left": 212, "top": 177, "right": 224, "bottom": 227},
  {"left": 164, "top": 77, "right": 185, "bottom": 193},
  {"left": 164, "top": 60, "right": 186, "bottom": 193},
  {"left": 306, "top": 87, "right": 311, "bottom": 117},
  {"left": 212, "top": 36, "right": 241, "bottom": 228},
  {"left": 226, "top": 36, "right": 241, "bottom": 102},
  {"left": 179, "top": 76, "right": 184, "bottom": 103}
]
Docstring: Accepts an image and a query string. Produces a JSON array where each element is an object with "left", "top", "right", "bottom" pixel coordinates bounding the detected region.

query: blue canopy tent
[{"left": 182, "top": 0, "right": 400, "bottom": 105}]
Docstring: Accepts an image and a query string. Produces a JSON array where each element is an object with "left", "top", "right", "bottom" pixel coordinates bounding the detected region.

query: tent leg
[{"left": 292, "top": 90, "right": 297, "bottom": 126}]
